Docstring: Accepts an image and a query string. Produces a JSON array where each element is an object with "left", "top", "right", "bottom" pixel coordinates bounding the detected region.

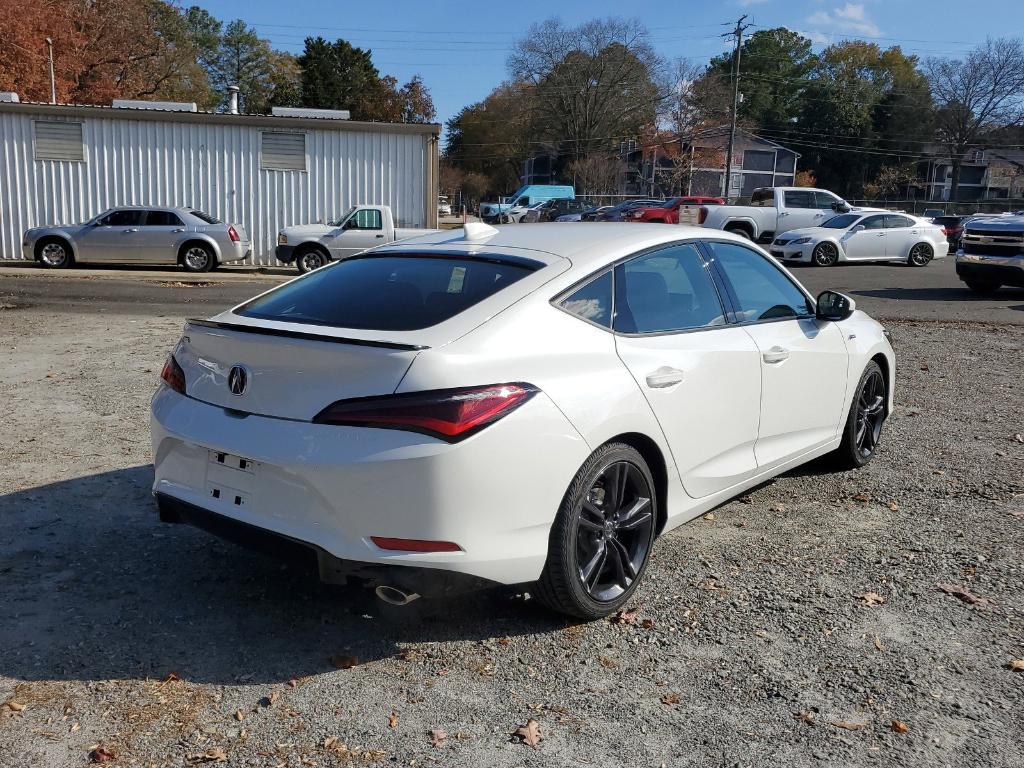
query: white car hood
[{"left": 778, "top": 227, "right": 836, "bottom": 240}]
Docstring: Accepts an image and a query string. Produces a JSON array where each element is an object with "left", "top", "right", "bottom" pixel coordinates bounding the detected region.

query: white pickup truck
[
  {"left": 700, "top": 187, "right": 858, "bottom": 243},
  {"left": 275, "top": 205, "right": 438, "bottom": 273}
]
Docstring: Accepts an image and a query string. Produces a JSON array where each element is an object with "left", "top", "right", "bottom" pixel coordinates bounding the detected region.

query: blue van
[{"left": 479, "top": 184, "right": 575, "bottom": 223}]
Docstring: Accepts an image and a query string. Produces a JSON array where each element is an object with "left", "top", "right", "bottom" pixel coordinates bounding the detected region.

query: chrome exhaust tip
[{"left": 374, "top": 585, "right": 421, "bottom": 606}]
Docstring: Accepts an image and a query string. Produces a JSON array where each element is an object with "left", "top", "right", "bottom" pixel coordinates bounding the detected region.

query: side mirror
[
  {"left": 816, "top": 290, "right": 856, "bottom": 322},
  {"left": 850, "top": 224, "right": 865, "bottom": 233},
  {"left": 831, "top": 201, "right": 851, "bottom": 214}
]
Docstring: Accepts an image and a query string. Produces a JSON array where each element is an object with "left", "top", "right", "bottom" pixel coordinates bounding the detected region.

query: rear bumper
[
  {"left": 956, "top": 253, "right": 1024, "bottom": 287},
  {"left": 218, "top": 241, "right": 251, "bottom": 264},
  {"left": 150, "top": 385, "right": 589, "bottom": 585}
]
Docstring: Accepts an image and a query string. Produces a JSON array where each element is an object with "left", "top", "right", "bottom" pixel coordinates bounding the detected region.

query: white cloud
[{"left": 804, "top": 2, "right": 881, "bottom": 40}]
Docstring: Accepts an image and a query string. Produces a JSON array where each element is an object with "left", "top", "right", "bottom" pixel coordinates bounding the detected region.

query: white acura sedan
[
  {"left": 770, "top": 212, "right": 948, "bottom": 267},
  {"left": 151, "top": 223, "right": 894, "bottom": 619}
]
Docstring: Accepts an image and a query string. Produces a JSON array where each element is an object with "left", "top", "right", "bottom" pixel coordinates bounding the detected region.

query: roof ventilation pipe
[{"left": 227, "top": 85, "right": 240, "bottom": 115}]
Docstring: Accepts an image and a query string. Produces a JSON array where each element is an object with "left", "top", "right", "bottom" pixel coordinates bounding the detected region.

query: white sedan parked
[
  {"left": 770, "top": 212, "right": 948, "bottom": 267},
  {"left": 151, "top": 223, "right": 894, "bottom": 619}
]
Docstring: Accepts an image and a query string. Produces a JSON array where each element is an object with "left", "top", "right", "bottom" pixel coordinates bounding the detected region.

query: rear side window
[
  {"left": 783, "top": 190, "right": 814, "bottom": 209},
  {"left": 885, "top": 215, "right": 915, "bottom": 228},
  {"left": 145, "top": 210, "right": 184, "bottom": 226},
  {"left": 237, "top": 256, "right": 536, "bottom": 331},
  {"left": 614, "top": 244, "right": 726, "bottom": 334}
]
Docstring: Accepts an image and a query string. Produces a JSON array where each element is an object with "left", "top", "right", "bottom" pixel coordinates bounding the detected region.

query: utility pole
[
  {"left": 45, "top": 37, "right": 56, "bottom": 104},
  {"left": 723, "top": 16, "right": 751, "bottom": 201}
]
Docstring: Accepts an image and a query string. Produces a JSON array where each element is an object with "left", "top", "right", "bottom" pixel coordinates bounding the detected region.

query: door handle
[
  {"left": 123, "top": 228, "right": 139, "bottom": 233},
  {"left": 375, "top": 234, "right": 384, "bottom": 238},
  {"left": 645, "top": 367, "right": 685, "bottom": 388},
  {"left": 779, "top": 211, "right": 790, "bottom": 216},
  {"left": 171, "top": 228, "right": 186, "bottom": 233},
  {"left": 762, "top": 346, "right": 790, "bottom": 364}
]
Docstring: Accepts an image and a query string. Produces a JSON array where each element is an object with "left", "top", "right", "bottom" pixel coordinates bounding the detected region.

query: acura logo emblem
[{"left": 227, "top": 365, "right": 248, "bottom": 396}]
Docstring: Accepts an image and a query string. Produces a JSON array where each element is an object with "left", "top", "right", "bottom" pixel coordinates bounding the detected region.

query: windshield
[
  {"left": 822, "top": 214, "right": 862, "bottom": 229},
  {"left": 237, "top": 255, "right": 537, "bottom": 331}
]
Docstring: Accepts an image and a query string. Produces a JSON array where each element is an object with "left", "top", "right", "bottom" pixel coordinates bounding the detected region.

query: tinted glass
[
  {"left": 145, "top": 210, "right": 183, "bottom": 226},
  {"left": 237, "top": 256, "right": 535, "bottom": 331},
  {"left": 560, "top": 270, "right": 612, "bottom": 328},
  {"left": 190, "top": 210, "right": 222, "bottom": 224},
  {"left": 708, "top": 241, "right": 814, "bottom": 322},
  {"left": 613, "top": 244, "right": 725, "bottom": 334},
  {"left": 822, "top": 214, "right": 861, "bottom": 229},
  {"left": 751, "top": 189, "right": 774, "bottom": 207},
  {"left": 99, "top": 209, "right": 144, "bottom": 226},
  {"left": 813, "top": 191, "right": 841, "bottom": 209},
  {"left": 885, "top": 215, "right": 915, "bottom": 229},
  {"left": 784, "top": 191, "right": 814, "bottom": 209},
  {"left": 861, "top": 215, "right": 887, "bottom": 230}
]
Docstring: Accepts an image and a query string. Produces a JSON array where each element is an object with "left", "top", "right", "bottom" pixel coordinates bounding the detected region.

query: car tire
[
  {"left": 831, "top": 360, "right": 886, "bottom": 470},
  {"left": 36, "top": 237, "right": 74, "bottom": 268},
  {"left": 725, "top": 225, "right": 752, "bottom": 240},
  {"left": 812, "top": 242, "right": 839, "bottom": 267},
  {"left": 535, "top": 443, "right": 658, "bottom": 620},
  {"left": 963, "top": 279, "right": 1000, "bottom": 294},
  {"left": 295, "top": 247, "right": 328, "bottom": 274},
  {"left": 180, "top": 243, "right": 215, "bottom": 273},
  {"left": 907, "top": 242, "right": 933, "bottom": 267}
]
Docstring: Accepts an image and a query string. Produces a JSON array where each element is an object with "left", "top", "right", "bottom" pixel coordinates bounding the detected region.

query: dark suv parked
[{"left": 524, "top": 199, "right": 591, "bottom": 223}]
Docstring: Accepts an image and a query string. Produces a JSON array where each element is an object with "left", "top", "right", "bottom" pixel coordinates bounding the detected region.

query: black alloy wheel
[
  {"left": 908, "top": 242, "right": 933, "bottom": 267},
  {"left": 854, "top": 367, "right": 886, "bottom": 459},
  {"left": 813, "top": 241, "right": 839, "bottom": 266}
]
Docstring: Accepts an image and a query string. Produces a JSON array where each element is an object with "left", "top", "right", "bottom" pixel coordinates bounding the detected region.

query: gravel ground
[{"left": 1, "top": 299, "right": 1022, "bottom": 768}]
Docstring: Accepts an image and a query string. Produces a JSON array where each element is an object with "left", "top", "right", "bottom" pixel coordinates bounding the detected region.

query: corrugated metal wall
[{"left": 0, "top": 110, "right": 432, "bottom": 264}]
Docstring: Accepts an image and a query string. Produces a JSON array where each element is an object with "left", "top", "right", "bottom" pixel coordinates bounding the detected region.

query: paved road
[{"left": 2, "top": 255, "right": 1023, "bottom": 324}]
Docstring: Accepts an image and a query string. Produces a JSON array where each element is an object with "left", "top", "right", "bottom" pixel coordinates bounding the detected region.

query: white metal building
[{"left": 0, "top": 98, "right": 440, "bottom": 264}]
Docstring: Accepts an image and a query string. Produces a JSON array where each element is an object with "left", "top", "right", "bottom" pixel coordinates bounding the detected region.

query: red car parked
[{"left": 628, "top": 196, "right": 726, "bottom": 224}]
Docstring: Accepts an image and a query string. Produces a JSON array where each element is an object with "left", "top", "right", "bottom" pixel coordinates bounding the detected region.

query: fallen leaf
[
  {"left": 1008, "top": 659, "right": 1024, "bottom": 672},
  {"left": 919, "top": 362, "right": 930, "bottom": 372},
  {"left": 1009, "top": 510, "right": 1024, "bottom": 518},
  {"left": 609, "top": 609, "right": 638, "bottom": 625},
  {"left": 858, "top": 592, "right": 886, "bottom": 607},
  {"left": 1014, "top": 433, "right": 1023, "bottom": 444},
  {"left": 323, "top": 736, "right": 338, "bottom": 749},
  {"left": 497, "top": 637, "right": 511, "bottom": 646},
  {"left": 852, "top": 493, "right": 871, "bottom": 502},
  {"left": 936, "top": 583, "right": 994, "bottom": 607},
  {"left": 234, "top": 709, "right": 244, "bottom": 721},
  {"left": 873, "top": 635, "right": 886, "bottom": 652},
  {"left": 429, "top": 728, "right": 447, "bottom": 747},
  {"left": 792, "top": 710, "right": 815, "bottom": 724},
  {"left": 891, "top": 720, "right": 909, "bottom": 734},
  {"left": 512, "top": 719, "right": 542, "bottom": 748},
  {"left": 641, "top": 618, "right": 655, "bottom": 630},
  {"left": 329, "top": 655, "right": 358, "bottom": 669},
  {"left": 287, "top": 679, "right": 298, "bottom": 688},
  {"left": 829, "top": 719, "right": 869, "bottom": 731},
  {"left": 388, "top": 712, "right": 398, "bottom": 729},
  {"left": 71, "top": 722, "right": 81, "bottom": 732},
  {"left": 190, "top": 750, "right": 223, "bottom": 763},
  {"left": 888, "top": 501, "right": 899, "bottom": 512},
  {"left": 4, "top": 701, "right": 26, "bottom": 713},
  {"left": 598, "top": 656, "right": 619, "bottom": 668},
  {"left": 703, "top": 513, "right": 716, "bottom": 521},
  {"left": 738, "top": 495, "right": 753, "bottom": 504},
  {"left": 89, "top": 746, "right": 116, "bottom": 763},
  {"left": 660, "top": 693, "right": 680, "bottom": 705},
  {"left": 262, "top": 691, "right": 280, "bottom": 707},
  {"left": 769, "top": 504, "right": 785, "bottom": 512}
]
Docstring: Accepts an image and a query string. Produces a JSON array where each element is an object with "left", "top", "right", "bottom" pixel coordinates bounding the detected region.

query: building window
[
  {"left": 261, "top": 131, "right": 306, "bottom": 171},
  {"left": 34, "top": 121, "right": 84, "bottom": 162}
]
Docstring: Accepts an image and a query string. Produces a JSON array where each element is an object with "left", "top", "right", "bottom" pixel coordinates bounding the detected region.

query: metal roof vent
[
  {"left": 271, "top": 107, "right": 350, "bottom": 120},
  {"left": 111, "top": 99, "right": 197, "bottom": 112},
  {"left": 463, "top": 222, "right": 499, "bottom": 242}
]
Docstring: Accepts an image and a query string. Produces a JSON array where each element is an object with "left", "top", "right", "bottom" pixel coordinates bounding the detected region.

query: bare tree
[
  {"left": 508, "top": 17, "right": 663, "bottom": 160},
  {"left": 927, "top": 38, "right": 1024, "bottom": 200},
  {"left": 567, "top": 153, "right": 621, "bottom": 198}
]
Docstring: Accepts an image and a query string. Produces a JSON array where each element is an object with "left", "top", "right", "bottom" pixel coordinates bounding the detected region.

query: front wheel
[
  {"left": 37, "top": 239, "right": 73, "bottom": 268},
  {"left": 295, "top": 248, "right": 328, "bottom": 274},
  {"left": 535, "top": 443, "right": 657, "bottom": 619},
  {"left": 907, "top": 242, "right": 933, "bottom": 267},
  {"left": 812, "top": 241, "right": 839, "bottom": 267},
  {"left": 831, "top": 361, "right": 886, "bottom": 470}
]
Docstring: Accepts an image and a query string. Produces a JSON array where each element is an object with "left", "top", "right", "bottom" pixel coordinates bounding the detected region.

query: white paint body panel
[{"left": 151, "top": 224, "right": 895, "bottom": 585}]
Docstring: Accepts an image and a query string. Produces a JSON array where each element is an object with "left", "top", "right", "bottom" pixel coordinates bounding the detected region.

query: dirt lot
[{"left": 1, "top": 271, "right": 1023, "bottom": 767}]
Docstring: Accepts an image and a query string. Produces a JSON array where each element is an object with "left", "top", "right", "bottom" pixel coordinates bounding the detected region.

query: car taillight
[
  {"left": 227, "top": 225, "right": 240, "bottom": 242},
  {"left": 942, "top": 227, "right": 951, "bottom": 235},
  {"left": 312, "top": 383, "right": 538, "bottom": 442},
  {"left": 698, "top": 207, "right": 708, "bottom": 224},
  {"left": 160, "top": 355, "right": 186, "bottom": 395}
]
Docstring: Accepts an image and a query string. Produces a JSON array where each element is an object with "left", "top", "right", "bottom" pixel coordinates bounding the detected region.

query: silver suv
[
  {"left": 956, "top": 212, "right": 1024, "bottom": 293},
  {"left": 22, "top": 206, "right": 251, "bottom": 272}
]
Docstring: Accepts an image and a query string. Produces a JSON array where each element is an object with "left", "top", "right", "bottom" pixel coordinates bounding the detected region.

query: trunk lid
[{"left": 176, "top": 319, "right": 420, "bottom": 421}]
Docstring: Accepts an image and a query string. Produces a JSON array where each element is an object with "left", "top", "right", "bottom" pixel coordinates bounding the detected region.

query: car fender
[
  {"left": 720, "top": 215, "right": 760, "bottom": 238},
  {"left": 835, "top": 311, "right": 896, "bottom": 419},
  {"left": 178, "top": 232, "right": 222, "bottom": 261},
  {"left": 28, "top": 226, "right": 82, "bottom": 261}
]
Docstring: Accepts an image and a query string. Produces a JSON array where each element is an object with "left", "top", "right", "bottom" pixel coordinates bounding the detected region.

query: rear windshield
[
  {"left": 237, "top": 255, "right": 537, "bottom": 331},
  {"left": 932, "top": 216, "right": 962, "bottom": 226},
  {"left": 190, "top": 210, "right": 222, "bottom": 224}
]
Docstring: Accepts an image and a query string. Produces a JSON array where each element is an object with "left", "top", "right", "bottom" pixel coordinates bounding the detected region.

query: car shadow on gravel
[
  {"left": 852, "top": 287, "right": 1024, "bottom": 302},
  {"left": 0, "top": 467, "right": 567, "bottom": 687}
]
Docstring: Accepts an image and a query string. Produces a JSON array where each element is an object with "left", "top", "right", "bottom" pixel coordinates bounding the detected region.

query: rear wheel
[
  {"left": 908, "top": 242, "right": 933, "bottom": 267},
  {"left": 963, "top": 279, "right": 1000, "bottom": 294},
  {"left": 812, "top": 241, "right": 839, "bottom": 267},
  {"left": 36, "top": 238, "right": 73, "bottom": 268},
  {"left": 181, "top": 243, "right": 214, "bottom": 273},
  {"left": 295, "top": 247, "right": 328, "bottom": 274},
  {"left": 831, "top": 361, "right": 886, "bottom": 470},
  {"left": 725, "top": 225, "right": 752, "bottom": 240},
  {"left": 535, "top": 443, "right": 657, "bottom": 619}
]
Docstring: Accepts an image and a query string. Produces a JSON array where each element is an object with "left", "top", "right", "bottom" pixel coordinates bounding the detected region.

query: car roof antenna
[{"left": 463, "top": 222, "right": 499, "bottom": 242}]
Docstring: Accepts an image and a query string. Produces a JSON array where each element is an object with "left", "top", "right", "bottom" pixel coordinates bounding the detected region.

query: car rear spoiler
[{"left": 185, "top": 318, "right": 428, "bottom": 351}]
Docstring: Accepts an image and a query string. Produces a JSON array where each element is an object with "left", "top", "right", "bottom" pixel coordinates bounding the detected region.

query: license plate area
[{"left": 207, "top": 449, "right": 258, "bottom": 508}]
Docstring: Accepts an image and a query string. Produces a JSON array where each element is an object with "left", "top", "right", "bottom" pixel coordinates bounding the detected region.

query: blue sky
[{"left": 197, "top": 0, "right": 1024, "bottom": 128}]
